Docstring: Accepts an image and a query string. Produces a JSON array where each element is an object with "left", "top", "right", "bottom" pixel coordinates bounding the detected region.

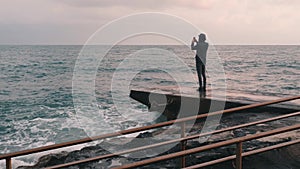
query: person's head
[{"left": 198, "top": 33, "right": 206, "bottom": 42}]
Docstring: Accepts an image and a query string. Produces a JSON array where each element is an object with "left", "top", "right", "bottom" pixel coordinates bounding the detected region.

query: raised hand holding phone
[{"left": 193, "top": 37, "right": 197, "bottom": 43}]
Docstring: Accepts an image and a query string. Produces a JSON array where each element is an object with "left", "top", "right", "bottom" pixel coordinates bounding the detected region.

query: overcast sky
[{"left": 0, "top": 0, "right": 299, "bottom": 45}]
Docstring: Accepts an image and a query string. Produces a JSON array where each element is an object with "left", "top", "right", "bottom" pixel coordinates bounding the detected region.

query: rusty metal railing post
[
  {"left": 6, "top": 158, "right": 12, "bottom": 169},
  {"left": 181, "top": 121, "right": 186, "bottom": 168},
  {"left": 235, "top": 142, "right": 243, "bottom": 169}
]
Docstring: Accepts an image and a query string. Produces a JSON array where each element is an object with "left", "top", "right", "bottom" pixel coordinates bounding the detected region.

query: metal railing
[
  {"left": 184, "top": 139, "right": 300, "bottom": 169},
  {"left": 115, "top": 124, "right": 300, "bottom": 169},
  {"left": 0, "top": 95, "right": 299, "bottom": 169},
  {"left": 46, "top": 112, "right": 300, "bottom": 169}
]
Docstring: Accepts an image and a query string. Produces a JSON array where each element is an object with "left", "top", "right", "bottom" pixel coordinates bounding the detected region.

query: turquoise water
[{"left": 0, "top": 45, "right": 299, "bottom": 167}]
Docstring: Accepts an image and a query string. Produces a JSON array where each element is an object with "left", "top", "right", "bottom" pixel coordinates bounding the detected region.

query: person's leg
[
  {"left": 196, "top": 58, "right": 202, "bottom": 89},
  {"left": 201, "top": 64, "right": 206, "bottom": 91}
]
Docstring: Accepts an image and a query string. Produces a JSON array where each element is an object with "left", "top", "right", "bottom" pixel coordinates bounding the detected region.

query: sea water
[{"left": 0, "top": 45, "right": 299, "bottom": 167}]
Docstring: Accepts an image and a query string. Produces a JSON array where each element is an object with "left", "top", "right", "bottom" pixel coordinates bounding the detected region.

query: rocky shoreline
[{"left": 17, "top": 110, "right": 300, "bottom": 169}]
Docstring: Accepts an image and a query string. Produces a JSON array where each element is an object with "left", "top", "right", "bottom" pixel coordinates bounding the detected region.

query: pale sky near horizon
[{"left": 0, "top": 0, "right": 300, "bottom": 45}]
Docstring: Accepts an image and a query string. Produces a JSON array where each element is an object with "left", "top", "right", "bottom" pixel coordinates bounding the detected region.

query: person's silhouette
[{"left": 191, "top": 33, "right": 208, "bottom": 92}]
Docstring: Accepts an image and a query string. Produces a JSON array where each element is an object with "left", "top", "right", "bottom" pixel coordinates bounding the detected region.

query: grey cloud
[
  {"left": 54, "top": 0, "right": 212, "bottom": 9},
  {"left": 0, "top": 23, "right": 96, "bottom": 45}
]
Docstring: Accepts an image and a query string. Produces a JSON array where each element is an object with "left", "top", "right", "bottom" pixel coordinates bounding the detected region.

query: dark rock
[
  {"left": 233, "top": 128, "right": 247, "bottom": 137},
  {"left": 136, "top": 132, "right": 153, "bottom": 138},
  {"left": 17, "top": 151, "right": 68, "bottom": 169}
]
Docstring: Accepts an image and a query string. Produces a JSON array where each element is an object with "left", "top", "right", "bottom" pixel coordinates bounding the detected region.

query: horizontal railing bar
[
  {"left": 45, "top": 111, "right": 300, "bottom": 169},
  {"left": 0, "top": 95, "right": 299, "bottom": 160},
  {"left": 184, "top": 139, "right": 300, "bottom": 169},
  {"left": 112, "top": 124, "right": 300, "bottom": 169}
]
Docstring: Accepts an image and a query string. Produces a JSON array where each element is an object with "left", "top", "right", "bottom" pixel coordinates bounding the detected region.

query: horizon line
[{"left": 0, "top": 43, "right": 300, "bottom": 46}]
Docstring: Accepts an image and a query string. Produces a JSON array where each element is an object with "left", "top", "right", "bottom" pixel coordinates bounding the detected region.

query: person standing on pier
[{"left": 191, "top": 33, "right": 208, "bottom": 92}]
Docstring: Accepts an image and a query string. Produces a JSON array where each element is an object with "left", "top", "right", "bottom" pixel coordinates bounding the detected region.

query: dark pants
[{"left": 195, "top": 56, "right": 206, "bottom": 89}]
